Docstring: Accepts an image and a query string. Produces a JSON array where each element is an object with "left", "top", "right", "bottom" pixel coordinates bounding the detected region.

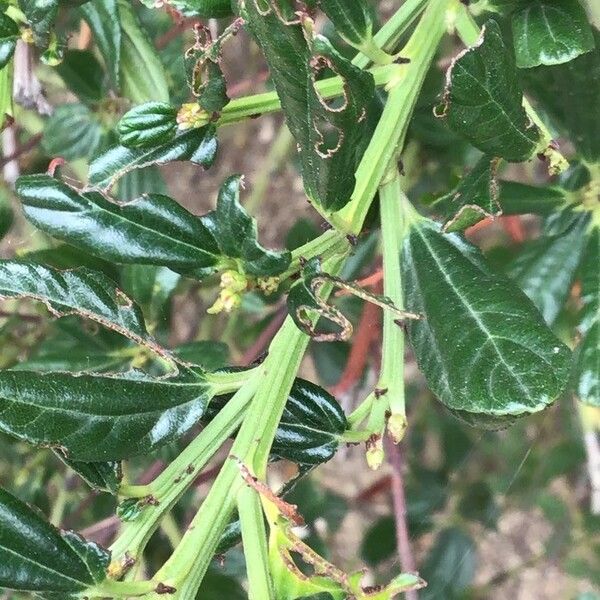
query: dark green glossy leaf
[
  {"left": 200, "top": 175, "right": 291, "bottom": 277},
  {"left": 0, "top": 486, "right": 109, "bottom": 592},
  {"left": 497, "top": 181, "right": 568, "bottom": 215},
  {"left": 79, "top": 0, "right": 120, "bottom": 89},
  {"left": 0, "top": 188, "right": 13, "bottom": 240},
  {"left": 56, "top": 455, "right": 121, "bottom": 493},
  {"left": 115, "top": 165, "right": 167, "bottom": 201},
  {"left": 0, "top": 13, "right": 19, "bottom": 70},
  {"left": 432, "top": 156, "right": 500, "bottom": 232},
  {"left": 442, "top": 19, "right": 541, "bottom": 161},
  {"left": 118, "top": 0, "right": 169, "bottom": 103},
  {"left": 508, "top": 213, "right": 589, "bottom": 324},
  {"left": 172, "top": 341, "right": 230, "bottom": 371},
  {"left": 19, "top": 0, "right": 58, "bottom": 47},
  {"left": 17, "top": 174, "right": 222, "bottom": 277},
  {"left": 41, "top": 104, "right": 103, "bottom": 161},
  {"left": 525, "top": 30, "right": 600, "bottom": 162},
  {"left": 420, "top": 528, "right": 476, "bottom": 599},
  {"left": 271, "top": 378, "right": 347, "bottom": 466},
  {"left": 242, "top": 2, "right": 375, "bottom": 211},
  {"left": 117, "top": 102, "right": 178, "bottom": 148},
  {"left": 88, "top": 124, "right": 217, "bottom": 190},
  {"left": 170, "top": 0, "right": 233, "bottom": 19},
  {"left": 55, "top": 50, "right": 105, "bottom": 103},
  {"left": 0, "top": 367, "right": 212, "bottom": 460},
  {"left": 512, "top": 0, "right": 594, "bottom": 68},
  {"left": 402, "top": 218, "right": 572, "bottom": 424},
  {"left": 319, "top": 0, "right": 373, "bottom": 48},
  {"left": 573, "top": 226, "right": 600, "bottom": 407}
]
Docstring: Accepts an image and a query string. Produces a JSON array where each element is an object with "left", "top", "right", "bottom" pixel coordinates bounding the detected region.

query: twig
[
  {"left": 386, "top": 438, "right": 418, "bottom": 600},
  {"left": 156, "top": 18, "right": 199, "bottom": 49},
  {"left": 0, "top": 132, "right": 42, "bottom": 169}
]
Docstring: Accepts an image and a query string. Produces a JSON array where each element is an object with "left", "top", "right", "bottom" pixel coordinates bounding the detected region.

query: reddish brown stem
[
  {"left": 240, "top": 306, "right": 287, "bottom": 365},
  {"left": 0, "top": 133, "right": 42, "bottom": 169},
  {"left": 386, "top": 438, "right": 418, "bottom": 600}
]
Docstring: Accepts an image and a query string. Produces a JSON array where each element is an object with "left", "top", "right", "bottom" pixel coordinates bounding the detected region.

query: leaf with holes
[
  {"left": 402, "top": 218, "right": 571, "bottom": 425},
  {"left": 242, "top": 2, "right": 376, "bottom": 211},
  {"left": 0, "top": 486, "right": 109, "bottom": 593},
  {"left": 88, "top": 125, "right": 217, "bottom": 190},
  {"left": 573, "top": 226, "right": 600, "bottom": 407},
  {"left": 0, "top": 367, "right": 213, "bottom": 460},
  {"left": 117, "top": 102, "right": 178, "bottom": 148},
  {"left": 441, "top": 19, "right": 541, "bottom": 162},
  {"left": 432, "top": 156, "right": 501, "bottom": 232},
  {"left": 511, "top": 0, "right": 594, "bottom": 68}
]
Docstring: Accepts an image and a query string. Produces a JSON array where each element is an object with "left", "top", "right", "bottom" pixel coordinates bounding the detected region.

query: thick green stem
[
  {"left": 338, "top": 0, "right": 453, "bottom": 234},
  {"left": 238, "top": 486, "right": 275, "bottom": 600}
]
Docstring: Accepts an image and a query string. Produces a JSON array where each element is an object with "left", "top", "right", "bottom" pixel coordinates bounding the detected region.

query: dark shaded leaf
[
  {"left": 497, "top": 181, "right": 568, "bottom": 215},
  {"left": 402, "top": 218, "right": 572, "bottom": 424},
  {"left": 201, "top": 175, "right": 291, "bottom": 277},
  {"left": 525, "top": 30, "right": 600, "bottom": 162},
  {"left": 19, "top": 0, "right": 58, "bottom": 47},
  {"left": 56, "top": 455, "right": 121, "bottom": 494},
  {"left": 41, "top": 104, "right": 103, "bottom": 161},
  {"left": 242, "top": 2, "right": 375, "bottom": 211},
  {"left": 458, "top": 482, "right": 499, "bottom": 527},
  {"left": 55, "top": 50, "right": 105, "bottom": 103},
  {"left": 0, "top": 188, "right": 13, "bottom": 240},
  {"left": 0, "top": 367, "right": 212, "bottom": 460},
  {"left": 0, "top": 13, "right": 19, "bottom": 70},
  {"left": 172, "top": 341, "right": 230, "bottom": 371},
  {"left": 170, "top": 0, "right": 233, "bottom": 19},
  {"left": 319, "top": 0, "right": 373, "bottom": 48},
  {"left": 360, "top": 515, "right": 396, "bottom": 566},
  {"left": 0, "top": 486, "right": 109, "bottom": 592},
  {"left": 442, "top": 19, "right": 541, "bottom": 161},
  {"left": 79, "top": 0, "right": 121, "bottom": 89},
  {"left": 420, "top": 527, "right": 476, "bottom": 599},
  {"left": 508, "top": 213, "right": 589, "bottom": 324},
  {"left": 88, "top": 125, "right": 217, "bottom": 190},
  {"left": 195, "top": 569, "right": 246, "bottom": 600},
  {"left": 118, "top": 0, "right": 169, "bottom": 103},
  {"left": 573, "top": 226, "right": 600, "bottom": 407},
  {"left": 432, "top": 156, "right": 500, "bottom": 232},
  {"left": 512, "top": 0, "right": 594, "bottom": 68},
  {"left": 117, "top": 102, "right": 178, "bottom": 148}
]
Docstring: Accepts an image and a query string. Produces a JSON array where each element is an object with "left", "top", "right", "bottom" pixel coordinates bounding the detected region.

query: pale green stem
[{"left": 238, "top": 486, "right": 275, "bottom": 600}]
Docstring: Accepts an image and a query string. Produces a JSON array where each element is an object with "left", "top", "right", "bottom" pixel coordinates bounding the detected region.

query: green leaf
[
  {"left": 512, "top": 0, "right": 595, "bottom": 68},
  {"left": 524, "top": 30, "right": 600, "bottom": 163},
  {"left": 18, "top": 0, "right": 58, "bottom": 47},
  {"left": 0, "top": 486, "right": 109, "bottom": 592},
  {"left": 117, "top": 102, "right": 178, "bottom": 148},
  {"left": 195, "top": 569, "right": 246, "bottom": 600},
  {"left": 497, "top": 181, "right": 568, "bottom": 216},
  {"left": 420, "top": 528, "right": 476, "bottom": 599},
  {"left": 56, "top": 456, "right": 122, "bottom": 494},
  {"left": 172, "top": 0, "right": 234, "bottom": 19},
  {"left": 0, "top": 367, "right": 212, "bottom": 460},
  {"left": 360, "top": 516, "right": 396, "bottom": 566},
  {"left": 41, "top": 104, "right": 103, "bottom": 161},
  {"left": 17, "top": 173, "right": 289, "bottom": 279},
  {"left": 573, "top": 226, "right": 600, "bottom": 407},
  {"left": 0, "top": 259, "right": 169, "bottom": 358},
  {"left": 458, "top": 482, "right": 499, "bottom": 527},
  {"left": 80, "top": 0, "right": 121, "bottom": 89},
  {"left": 441, "top": 19, "right": 541, "bottom": 161},
  {"left": 172, "top": 341, "right": 230, "bottom": 371},
  {"left": 201, "top": 175, "right": 291, "bottom": 277},
  {"left": 88, "top": 125, "right": 217, "bottom": 190},
  {"left": 0, "top": 188, "right": 13, "bottom": 240},
  {"left": 0, "top": 13, "right": 19, "bottom": 70},
  {"left": 432, "top": 156, "right": 500, "bottom": 232},
  {"left": 402, "top": 218, "right": 572, "bottom": 424},
  {"left": 118, "top": 0, "right": 169, "bottom": 103},
  {"left": 319, "top": 0, "right": 373, "bottom": 48},
  {"left": 55, "top": 50, "right": 105, "bottom": 104},
  {"left": 508, "top": 213, "right": 589, "bottom": 324},
  {"left": 271, "top": 378, "right": 347, "bottom": 467},
  {"left": 241, "top": 3, "right": 376, "bottom": 211}
]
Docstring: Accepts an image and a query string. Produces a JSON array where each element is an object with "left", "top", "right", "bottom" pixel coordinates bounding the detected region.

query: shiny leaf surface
[
  {"left": 0, "top": 14, "right": 19, "bottom": 70},
  {"left": 512, "top": 0, "right": 594, "bottom": 68},
  {"left": 402, "top": 218, "right": 571, "bottom": 423},
  {"left": 0, "top": 486, "right": 109, "bottom": 592},
  {"left": 56, "top": 456, "right": 122, "bottom": 494},
  {"left": 0, "top": 367, "right": 212, "bottom": 460},
  {"left": 117, "top": 102, "right": 178, "bottom": 148},
  {"left": 442, "top": 20, "right": 541, "bottom": 161}
]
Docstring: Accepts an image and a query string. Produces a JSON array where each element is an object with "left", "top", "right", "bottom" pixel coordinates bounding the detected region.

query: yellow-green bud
[{"left": 177, "top": 103, "right": 209, "bottom": 130}]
